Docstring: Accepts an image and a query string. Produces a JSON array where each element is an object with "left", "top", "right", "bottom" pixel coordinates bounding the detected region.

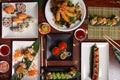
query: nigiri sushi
[
  {"left": 17, "top": 13, "right": 28, "bottom": 19},
  {"left": 12, "top": 17, "right": 23, "bottom": 23},
  {"left": 4, "top": 5, "right": 15, "bottom": 14}
]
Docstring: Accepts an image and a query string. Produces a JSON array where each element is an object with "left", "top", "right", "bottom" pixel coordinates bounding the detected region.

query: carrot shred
[
  {"left": 13, "top": 49, "right": 22, "bottom": 61},
  {"left": 28, "top": 69, "right": 38, "bottom": 76}
]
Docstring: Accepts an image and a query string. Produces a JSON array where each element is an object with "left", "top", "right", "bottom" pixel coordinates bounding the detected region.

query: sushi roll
[
  {"left": 24, "top": 17, "right": 35, "bottom": 23},
  {"left": 18, "top": 22, "right": 29, "bottom": 28},
  {"left": 3, "top": 17, "right": 12, "bottom": 27},
  {"left": 16, "top": 3, "right": 21, "bottom": 12},
  {"left": 91, "top": 44, "right": 99, "bottom": 80},
  {"left": 107, "top": 19, "right": 112, "bottom": 26},
  {"left": 111, "top": 16, "right": 119, "bottom": 26},
  {"left": 17, "top": 13, "right": 28, "bottom": 19},
  {"left": 97, "top": 17, "right": 103, "bottom": 24},
  {"left": 112, "top": 18, "right": 118, "bottom": 25},
  {"left": 20, "top": 3, "right": 26, "bottom": 12},
  {"left": 90, "top": 16, "right": 97, "bottom": 25},
  {"left": 10, "top": 22, "right": 29, "bottom": 32},
  {"left": 10, "top": 26, "right": 24, "bottom": 32},
  {"left": 4, "top": 5, "right": 15, "bottom": 14},
  {"left": 16, "top": 3, "right": 26, "bottom": 12},
  {"left": 102, "top": 18, "right": 108, "bottom": 24}
]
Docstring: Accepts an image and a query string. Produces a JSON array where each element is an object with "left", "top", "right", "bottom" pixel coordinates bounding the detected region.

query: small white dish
[
  {"left": 0, "top": 44, "right": 10, "bottom": 56},
  {"left": 0, "top": 61, "right": 9, "bottom": 73},
  {"left": 74, "top": 28, "right": 87, "bottom": 41}
]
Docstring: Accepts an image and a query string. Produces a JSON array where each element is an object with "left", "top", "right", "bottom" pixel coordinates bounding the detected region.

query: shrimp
[
  {"left": 64, "top": 10, "right": 77, "bottom": 17},
  {"left": 65, "top": 6, "right": 76, "bottom": 12},
  {"left": 61, "top": 11, "right": 70, "bottom": 22},
  {"left": 56, "top": 9, "right": 61, "bottom": 21}
]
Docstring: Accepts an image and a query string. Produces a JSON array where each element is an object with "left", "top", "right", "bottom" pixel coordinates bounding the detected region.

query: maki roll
[
  {"left": 16, "top": 3, "right": 26, "bottom": 12},
  {"left": 91, "top": 44, "right": 99, "bottom": 80},
  {"left": 89, "top": 15, "right": 120, "bottom": 26},
  {"left": 10, "top": 22, "right": 29, "bottom": 32},
  {"left": 24, "top": 17, "right": 35, "bottom": 23},
  {"left": 90, "top": 16, "right": 97, "bottom": 25},
  {"left": 21, "top": 3, "right": 26, "bottom": 12},
  {"left": 16, "top": 3, "right": 21, "bottom": 12},
  {"left": 10, "top": 26, "right": 24, "bottom": 32},
  {"left": 45, "top": 67, "right": 79, "bottom": 80},
  {"left": 3, "top": 17, "right": 12, "bottom": 27}
]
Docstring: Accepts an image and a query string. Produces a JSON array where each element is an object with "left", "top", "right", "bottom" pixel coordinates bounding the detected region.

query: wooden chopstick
[
  {"left": 104, "top": 35, "right": 120, "bottom": 52},
  {"left": 104, "top": 35, "right": 120, "bottom": 48},
  {"left": 40, "top": 36, "right": 44, "bottom": 67}
]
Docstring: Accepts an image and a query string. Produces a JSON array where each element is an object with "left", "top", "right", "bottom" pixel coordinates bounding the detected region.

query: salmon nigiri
[
  {"left": 17, "top": 13, "right": 28, "bottom": 19},
  {"left": 4, "top": 5, "right": 15, "bottom": 14},
  {"left": 12, "top": 17, "right": 23, "bottom": 23}
]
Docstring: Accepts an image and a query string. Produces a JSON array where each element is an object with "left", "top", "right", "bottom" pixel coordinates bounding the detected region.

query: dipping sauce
[
  {"left": 0, "top": 44, "right": 10, "bottom": 56},
  {"left": 39, "top": 22, "right": 51, "bottom": 34},
  {"left": 74, "top": 28, "right": 87, "bottom": 41},
  {"left": 0, "top": 61, "right": 9, "bottom": 73}
]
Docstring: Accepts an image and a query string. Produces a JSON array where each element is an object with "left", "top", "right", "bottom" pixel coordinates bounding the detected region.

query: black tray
[
  {"left": 46, "top": 33, "right": 73, "bottom": 61},
  {"left": 40, "top": 66, "right": 77, "bottom": 80}
]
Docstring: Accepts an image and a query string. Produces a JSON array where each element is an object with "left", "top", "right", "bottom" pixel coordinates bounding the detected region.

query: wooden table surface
[{"left": 0, "top": 0, "right": 120, "bottom": 80}]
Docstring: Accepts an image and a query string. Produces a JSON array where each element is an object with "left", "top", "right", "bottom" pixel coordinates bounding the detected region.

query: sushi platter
[
  {"left": 0, "top": 0, "right": 120, "bottom": 80},
  {"left": 2, "top": 2, "right": 38, "bottom": 38}
]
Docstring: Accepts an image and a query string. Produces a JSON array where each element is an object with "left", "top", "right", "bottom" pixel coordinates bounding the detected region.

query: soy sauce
[
  {"left": 75, "top": 30, "right": 85, "bottom": 40},
  {"left": 0, "top": 45, "right": 9, "bottom": 56}
]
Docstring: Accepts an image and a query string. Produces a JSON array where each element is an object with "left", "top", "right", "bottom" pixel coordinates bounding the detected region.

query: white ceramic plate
[
  {"left": 12, "top": 41, "right": 40, "bottom": 80},
  {"left": 2, "top": 2, "right": 38, "bottom": 38},
  {"left": 81, "top": 42, "right": 109, "bottom": 80},
  {"left": 45, "top": 0, "right": 86, "bottom": 32}
]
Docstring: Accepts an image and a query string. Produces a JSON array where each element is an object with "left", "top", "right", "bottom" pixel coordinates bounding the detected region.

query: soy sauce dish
[
  {"left": 0, "top": 44, "right": 10, "bottom": 56},
  {"left": 0, "top": 61, "right": 9, "bottom": 73}
]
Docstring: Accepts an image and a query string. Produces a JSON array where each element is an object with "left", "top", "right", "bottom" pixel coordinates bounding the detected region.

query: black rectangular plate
[{"left": 46, "top": 33, "right": 73, "bottom": 61}]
